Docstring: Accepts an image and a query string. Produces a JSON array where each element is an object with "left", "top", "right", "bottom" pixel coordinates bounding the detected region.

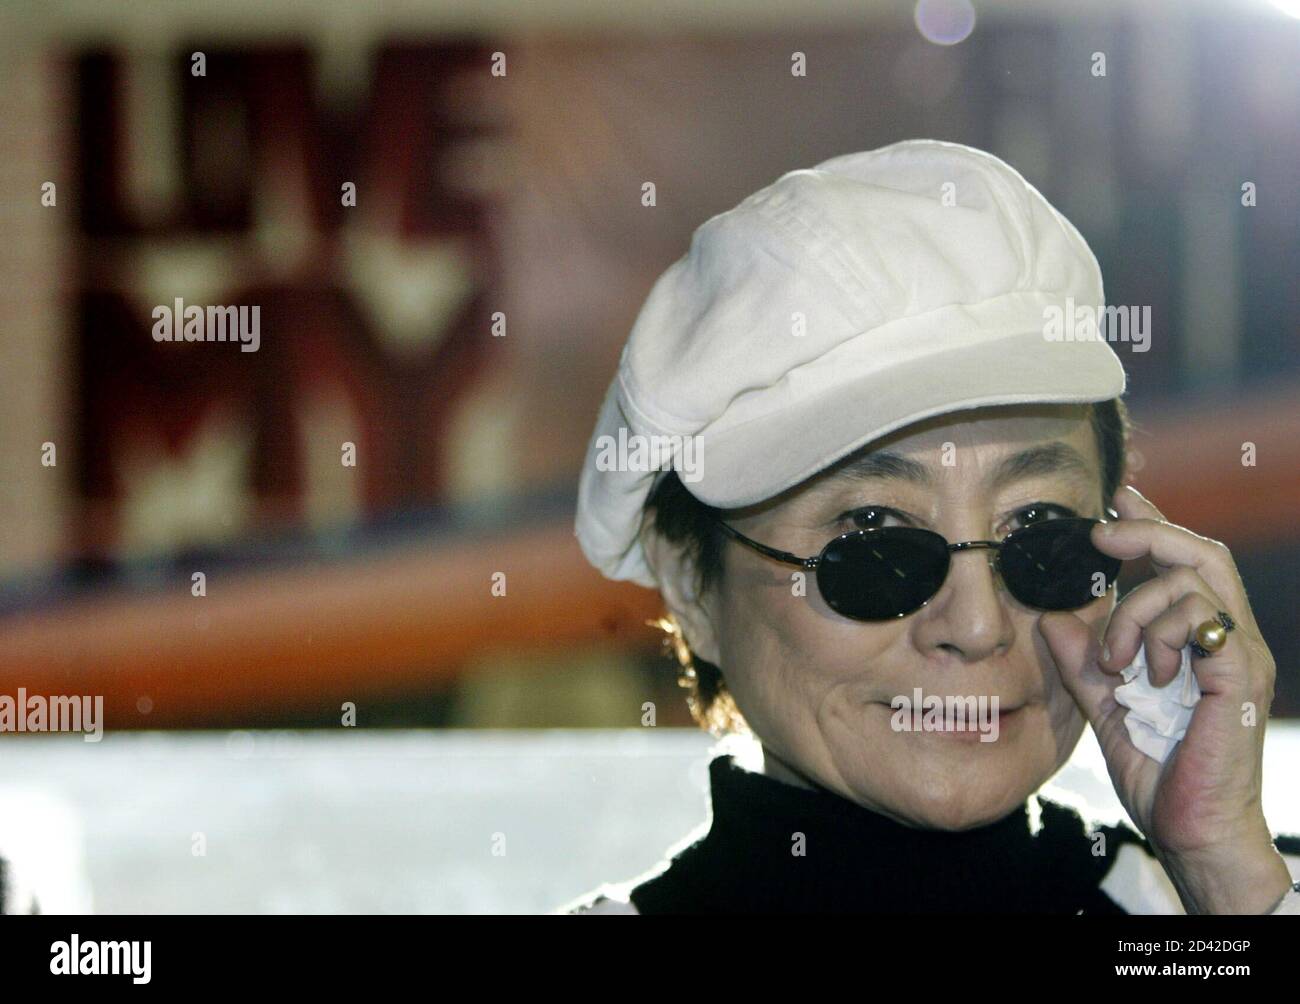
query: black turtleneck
[{"left": 629, "top": 754, "right": 1145, "bottom": 914}]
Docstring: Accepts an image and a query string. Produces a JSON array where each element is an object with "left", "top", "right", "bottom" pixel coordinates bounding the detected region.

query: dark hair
[{"left": 645, "top": 398, "right": 1132, "bottom": 735}]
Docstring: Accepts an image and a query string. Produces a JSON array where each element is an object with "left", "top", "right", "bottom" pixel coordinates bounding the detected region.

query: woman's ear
[{"left": 639, "top": 514, "right": 722, "bottom": 667}]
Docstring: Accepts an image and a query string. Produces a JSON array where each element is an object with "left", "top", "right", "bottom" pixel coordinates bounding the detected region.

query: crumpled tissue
[{"left": 1111, "top": 643, "right": 1200, "bottom": 763}]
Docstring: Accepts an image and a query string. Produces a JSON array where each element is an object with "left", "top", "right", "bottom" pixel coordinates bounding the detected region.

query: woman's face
[{"left": 681, "top": 403, "right": 1117, "bottom": 830}]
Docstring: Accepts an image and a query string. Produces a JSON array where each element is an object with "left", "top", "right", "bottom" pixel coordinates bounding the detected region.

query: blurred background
[{"left": 0, "top": 0, "right": 1297, "bottom": 912}]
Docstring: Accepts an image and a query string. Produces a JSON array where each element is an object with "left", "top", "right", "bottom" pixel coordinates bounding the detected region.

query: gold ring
[
  {"left": 1195, "top": 619, "right": 1228, "bottom": 653},
  {"left": 1189, "top": 610, "right": 1236, "bottom": 657}
]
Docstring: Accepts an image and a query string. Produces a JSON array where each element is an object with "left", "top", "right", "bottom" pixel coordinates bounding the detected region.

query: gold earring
[{"left": 648, "top": 615, "right": 696, "bottom": 688}]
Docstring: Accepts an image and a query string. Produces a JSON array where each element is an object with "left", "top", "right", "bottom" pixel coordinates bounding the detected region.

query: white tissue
[{"left": 1111, "top": 643, "right": 1201, "bottom": 763}]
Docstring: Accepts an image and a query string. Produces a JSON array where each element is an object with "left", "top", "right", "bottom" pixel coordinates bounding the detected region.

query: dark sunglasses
[{"left": 711, "top": 511, "right": 1122, "bottom": 621}]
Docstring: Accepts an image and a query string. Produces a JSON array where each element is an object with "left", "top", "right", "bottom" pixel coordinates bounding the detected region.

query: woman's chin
[
  {"left": 873, "top": 773, "right": 1035, "bottom": 831},
  {"left": 826, "top": 721, "right": 1048, "bottom": 830}
]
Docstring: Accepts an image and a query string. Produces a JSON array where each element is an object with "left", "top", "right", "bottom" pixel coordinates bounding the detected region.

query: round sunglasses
[{"left": 711, "top": 511, "right": 1122, "bottom": 621}]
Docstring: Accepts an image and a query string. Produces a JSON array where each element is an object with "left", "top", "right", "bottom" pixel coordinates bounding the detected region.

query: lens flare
[{"left": 914, "top": 0, "right": 977, "bottom": 46}]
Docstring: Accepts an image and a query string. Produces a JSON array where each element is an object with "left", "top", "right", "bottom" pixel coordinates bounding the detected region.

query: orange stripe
[{"left": 1, "top": 386, "right": 1297, "bottom": 725}]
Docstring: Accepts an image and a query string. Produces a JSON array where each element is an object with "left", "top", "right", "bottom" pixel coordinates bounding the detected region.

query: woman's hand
[{"left": 1038, "top": 484, "right": 1293, "bottom": 914}]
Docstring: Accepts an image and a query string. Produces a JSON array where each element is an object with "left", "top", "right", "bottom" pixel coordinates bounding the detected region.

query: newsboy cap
[{"left": 576, "top": 138, "right": 1126, "bottom": 588}]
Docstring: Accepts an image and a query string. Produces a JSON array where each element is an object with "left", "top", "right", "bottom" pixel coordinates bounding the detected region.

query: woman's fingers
[
  {"left": 1111, "top": 482, "right": 1169, "bottom": 523},
  {"left": 1037, "top": 610, "right": 1113, "bottom": 730},
  {"left": 1092, "top": 486, "right": 1254, "bottom": 634},
  {"left": 1098, "top": 566, "right": 1231, "bottom": 682},
  {"left": 1143, "top": 592, "right": 1249, "bottom": 696}
]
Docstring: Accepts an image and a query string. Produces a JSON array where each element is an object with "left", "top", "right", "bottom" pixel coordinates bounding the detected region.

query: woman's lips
[
  {"left": 928, "top": 705, "right": 1023, "bottom": 740},
  {"left": 879, "top": 702, "right": 1025, "bottom": 741}
]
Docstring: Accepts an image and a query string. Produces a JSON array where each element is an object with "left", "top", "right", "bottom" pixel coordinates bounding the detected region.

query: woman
[{"left": 566, "top": 140, "right": 1300, "bottom": 914}]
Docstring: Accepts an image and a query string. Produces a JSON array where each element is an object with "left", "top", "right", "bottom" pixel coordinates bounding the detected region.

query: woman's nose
[{"left": 912, "top": 548, "right": 1013, "bottom": 662}]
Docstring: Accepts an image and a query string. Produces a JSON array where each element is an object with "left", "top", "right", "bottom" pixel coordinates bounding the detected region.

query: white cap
[{"left": 576, "top": 138, "right": 1127, "bottom": 589}]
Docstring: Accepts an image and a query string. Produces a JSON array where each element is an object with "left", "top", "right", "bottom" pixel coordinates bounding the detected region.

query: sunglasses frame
[{"left": 710, "top": 508, "right": 1121, "bottom": 620}]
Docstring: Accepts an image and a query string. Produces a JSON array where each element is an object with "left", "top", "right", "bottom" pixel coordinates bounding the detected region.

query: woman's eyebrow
[
  {"left": 825, "top": 441, "right": 1094, "bottom": 488},
  {"left": 990, "top": 442, "right": 1095, "bottom": 487},
  {"left": 829, "top": 450, "right": 930, "bottom": 485}
]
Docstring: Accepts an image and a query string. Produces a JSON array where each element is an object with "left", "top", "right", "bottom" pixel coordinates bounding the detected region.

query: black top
[{"left": 629, "top": 754, "right": 1145, "bottom": 914}]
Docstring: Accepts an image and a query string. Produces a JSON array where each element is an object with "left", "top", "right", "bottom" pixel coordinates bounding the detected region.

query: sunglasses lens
[
  {"left": 998, "top": 518, "right": 1121, "bottom": 610},
  {"left": 816, "top": 528, "right": 951, "bottom": 620}
]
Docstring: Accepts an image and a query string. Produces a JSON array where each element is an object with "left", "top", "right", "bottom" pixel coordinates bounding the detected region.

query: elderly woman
[{"left": 565, "top": 139, "right": 1300, "bottom": 915}]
